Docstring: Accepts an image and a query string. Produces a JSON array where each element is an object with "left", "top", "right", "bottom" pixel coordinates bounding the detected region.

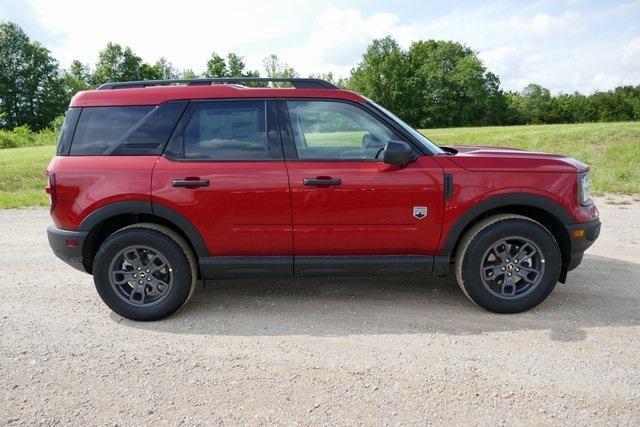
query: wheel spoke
[
  {"left": 125, "top": 249, "right": 142, "bottom": 268},
  {"left": 513, "top": 243, "right": 533, "bottom": 262},
  {"left": 501, "top": 275, "right": 516, "bottom": 297},
  {"left": 148, "top": 278, "right": 169, "bottom": 295},
  {"left": 515, "top": 265, "right": 541, "bottom": 282},
  {"left": 483, "top": 264, "right": 503, "bottom": 281},
  {"left": 148, "top": 260, "right": 167, "bottom": 274},
  {"left": 112, "top": 270, "right": 133, "bottom": 285},
  {"left": 492, "top": 240, "right": 510, "bottom": 262},
  {"left": 129, "top": 282, "right": 147, "bottom": 305}
]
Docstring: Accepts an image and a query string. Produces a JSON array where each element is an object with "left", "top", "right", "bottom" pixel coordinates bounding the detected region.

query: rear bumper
[
  {"left": 47, "top": 225, "right": 89, "bottom": 273},
  {"left": 565, "top": 218, "right": 601, "bottom": 271}
]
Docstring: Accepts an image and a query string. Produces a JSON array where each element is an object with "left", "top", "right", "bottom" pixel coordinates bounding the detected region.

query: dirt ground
[{"left": 1, "top": 195, "right": 639, "bottom": 425}]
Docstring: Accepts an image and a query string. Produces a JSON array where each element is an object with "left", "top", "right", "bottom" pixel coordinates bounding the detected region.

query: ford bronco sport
[{"left": 46, "top": 77, "right": 601, "bottom": 320}]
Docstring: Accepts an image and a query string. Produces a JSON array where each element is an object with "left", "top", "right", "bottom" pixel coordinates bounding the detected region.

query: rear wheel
[
  {"left": 455, "top": 215, "right": 561, "bottom": 313},
  {"left": 93, "top": 224, "right": 196, "bottom": 321}
]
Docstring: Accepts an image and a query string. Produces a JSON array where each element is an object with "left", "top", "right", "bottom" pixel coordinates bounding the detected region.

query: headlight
[{"left": 578, "top": 172, "right": 591, "bottom": 206}]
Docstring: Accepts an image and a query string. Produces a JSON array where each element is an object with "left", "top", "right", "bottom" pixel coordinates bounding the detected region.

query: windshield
[{"left": 366, "top": 99, "right": 444, "bottom": 155}]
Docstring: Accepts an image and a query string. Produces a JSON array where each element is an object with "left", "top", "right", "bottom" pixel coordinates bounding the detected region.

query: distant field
[
  {"left": 0, "top": 122, "right": 638, "bottom": 208},
  {"left": 0, "top": 145, "right": 55, "bottom": 208},
  {"left": 423, "top": 122, "right": 640, "bottom": 195}
]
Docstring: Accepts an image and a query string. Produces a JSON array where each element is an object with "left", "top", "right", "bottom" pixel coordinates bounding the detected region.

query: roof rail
[{"left": 97, "top": 77, "right": 338, "bottom": 90}]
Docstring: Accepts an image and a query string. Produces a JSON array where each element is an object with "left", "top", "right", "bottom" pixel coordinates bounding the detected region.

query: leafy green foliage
[
  {"left": 349, "top": 38, "right": 506, "bottom": 128},
  {"left": 205, "top": 52, "right": 259, "bottom": 78},
  {"left": 0, "top": 22, "right": 68, "bottom": 131},
  {"left": 263, "top": 54, "right": 296, "bottom": 80}
]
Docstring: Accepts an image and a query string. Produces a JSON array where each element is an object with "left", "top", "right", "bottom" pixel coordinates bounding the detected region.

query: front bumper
[
  {"left": 47, "top": 225, "right": 89, "bottom": 273},
  {"left": 565, "top": 218, "right": 601, "bottom": 271}
]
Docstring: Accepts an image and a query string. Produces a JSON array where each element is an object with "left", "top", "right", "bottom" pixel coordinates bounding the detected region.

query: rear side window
[
  {"left": 183, "top": 101, "right": 268, "bottom": 160},
  {"left": 56, "top": 108, "right": 81, "bottom": 155},
  {"left": 70, "top": 101, "right": 187, "bottom": 155}
]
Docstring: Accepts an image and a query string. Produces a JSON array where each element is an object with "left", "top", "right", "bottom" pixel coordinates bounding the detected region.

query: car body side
[{"left": 47, "top": 85, "right": 601, "bottom": 283}]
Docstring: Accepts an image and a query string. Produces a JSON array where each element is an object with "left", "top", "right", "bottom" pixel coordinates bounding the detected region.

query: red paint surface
[{"left": 47, "top": 86, "right": 599, "bottom": 258}]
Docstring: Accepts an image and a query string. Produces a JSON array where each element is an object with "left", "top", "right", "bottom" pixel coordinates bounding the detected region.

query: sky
[{"left": 1, "top": 0, "right": 639, "bottom": 94}]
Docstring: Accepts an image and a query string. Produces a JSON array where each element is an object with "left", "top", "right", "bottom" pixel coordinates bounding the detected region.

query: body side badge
[{"left": 413, "top": 206, "right": 428, "bottom": 219}]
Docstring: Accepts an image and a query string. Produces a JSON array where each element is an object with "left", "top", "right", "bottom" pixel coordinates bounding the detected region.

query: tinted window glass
[
  {"left": 183, "top": 101, "right": 268, "bottom": 160},
  {"left": 56, "top": 108, "right": 81, "bottom": 155},
  {"left": 111, "top": 101, "right": 187, "bottom": 155},
  {"left": 286, "top": 101, "right": 397, "bottom": 160},
  {"left": 71, "top": 106, "right": 153, "bottom": 155},
  {"left": 69, "top": 102, "right": 187, "bottom": 156}
]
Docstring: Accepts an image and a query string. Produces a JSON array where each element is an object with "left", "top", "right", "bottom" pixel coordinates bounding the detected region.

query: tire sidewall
[
  {"left": 93, "top": 229, "right": 193, "bottom": 321},
  {"left": 460, "top": 219, "right": 562, "bottom": 313}
]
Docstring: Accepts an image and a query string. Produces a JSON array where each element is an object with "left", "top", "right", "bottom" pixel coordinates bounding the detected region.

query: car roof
[{"left": 70, "top": 84, "right": 365, "bottom": 107}]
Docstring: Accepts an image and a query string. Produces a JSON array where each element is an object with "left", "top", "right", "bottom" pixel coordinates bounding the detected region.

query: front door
[{"left": 279, "top": 100, "right": 444, "bottom": 258}]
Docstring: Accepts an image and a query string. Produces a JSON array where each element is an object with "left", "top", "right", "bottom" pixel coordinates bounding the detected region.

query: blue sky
[{"left": 1, "top": 0, "right": 638, "bottom": 93}]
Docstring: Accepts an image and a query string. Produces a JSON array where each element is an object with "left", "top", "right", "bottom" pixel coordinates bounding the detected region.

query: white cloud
[
  {"left": 509, "top": 12, "right": 584, "bottom": 36},
  {"left": 9, "top": 0, "right": 640, "bottom": 94},
  {"left": 622, "top": 37, "right": 640, "bottom": 69},
  {"left": 280, "top": 5, "right": 427, "bottom": 76}
]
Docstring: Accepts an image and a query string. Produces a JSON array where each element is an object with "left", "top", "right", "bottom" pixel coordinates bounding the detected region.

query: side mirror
[{"left": 383, "top": 140, "right": 418, "bottom": 165}]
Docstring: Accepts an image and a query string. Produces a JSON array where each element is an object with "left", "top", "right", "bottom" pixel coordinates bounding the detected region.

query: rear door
[
  {"left": 152, "top": 100, "right": 293, "bottom": 272},
  {"left": 279, "top": 99, "right": 444, "bottom": 257}
]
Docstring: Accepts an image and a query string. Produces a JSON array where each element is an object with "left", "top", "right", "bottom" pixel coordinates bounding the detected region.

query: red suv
[{"left": 46, "top": 78, "right": 600, "bottom": 320}]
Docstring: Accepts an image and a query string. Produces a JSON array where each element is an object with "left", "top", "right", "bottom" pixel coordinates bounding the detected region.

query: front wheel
[
  {"left": 455, "top": 214, "right": 562, "bottom": 313},
  {"left": 93, "top": 224, "right": 197, "bottom": 321}
]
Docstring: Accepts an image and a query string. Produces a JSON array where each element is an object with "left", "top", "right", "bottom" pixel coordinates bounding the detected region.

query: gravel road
[{"left": 1, "top": 196, "right": 639, "bottom": 425}]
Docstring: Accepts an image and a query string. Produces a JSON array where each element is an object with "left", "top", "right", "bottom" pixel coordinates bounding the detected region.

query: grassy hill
[{"left": 0, "top": 122, "right": 638, "bottom": 208}]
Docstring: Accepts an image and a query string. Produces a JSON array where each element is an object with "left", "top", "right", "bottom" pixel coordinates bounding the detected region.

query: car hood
[{"left": 441, "top": 145, "right": 588, "bottom": 173}]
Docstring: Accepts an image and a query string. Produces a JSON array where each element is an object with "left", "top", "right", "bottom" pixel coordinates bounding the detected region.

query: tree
[
  {"left": 263, "top": 54, "right": 296, "bottom": 84},
  {"left": 349, "top": 37, "right": 410, "bottom": 122},
  {"left": 92, "top": 42, "right": 144, "bottom": 85},
  {"left": 206, "top": 52, "right": 259, "bottom": 79},
  {"left": 180, "top": 69, "right": 199, "bottom": 79},
  {"left": 205, "top": 52, "right": 227, "bottom": 77},
  {"left": 405, "top": 40, "right": 506, "bottom": 127},
  {"left": 0, "top": 22, "right": 67, "bottom": 130},
  {"left": 154, "top": 57, "right": 178, "bottom": 79},
  {"left": 309, "top": 71, "right": 349, "bottom": 89},
  {"left": 62, "top": 60, "right": 92, "bottom": 98}
]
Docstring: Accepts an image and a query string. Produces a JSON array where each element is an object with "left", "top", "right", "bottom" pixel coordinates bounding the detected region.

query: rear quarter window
[
  {"left": 56, "top": 108, "right": 81, "bottom": 155},
  {"left": 69, "top": 101, "right": 187, "bottom": 156}
]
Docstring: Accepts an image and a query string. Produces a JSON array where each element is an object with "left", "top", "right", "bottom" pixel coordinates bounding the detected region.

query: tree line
[{"left": 1, "top": 21, "right": 638, "bottom": 131}]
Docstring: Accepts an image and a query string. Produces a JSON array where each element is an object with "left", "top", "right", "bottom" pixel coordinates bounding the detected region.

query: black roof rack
[{"left": 97, "top": 77, "right": 337, "bottom": 90}]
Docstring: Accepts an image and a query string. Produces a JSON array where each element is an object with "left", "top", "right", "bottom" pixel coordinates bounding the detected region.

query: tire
[
  {"left": 455, "top": 214, "right": 561, "bottom": 313},
  {"left": 93, "top": 223, "right": 197, "bottom": 321}
]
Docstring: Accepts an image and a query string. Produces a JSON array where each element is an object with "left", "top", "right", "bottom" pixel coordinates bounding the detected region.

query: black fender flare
[
  {"left": 78, "top": 201, "right": 209, "bottom": 257},
  {"left": 439, "top": 193, "right": 573, "bottom": 258}
]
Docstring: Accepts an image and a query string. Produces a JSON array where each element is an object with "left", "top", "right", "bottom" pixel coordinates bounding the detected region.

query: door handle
[
  {"left": 303, "top": 177, "right": 342, "bottom": 186},
  {"left": 172, "top": 178, "right": 210, "bottom": 188}
]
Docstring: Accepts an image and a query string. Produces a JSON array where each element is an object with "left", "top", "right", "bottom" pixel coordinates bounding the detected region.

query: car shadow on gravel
[{"left": 115, "top": 254, "right": 640, "bottom": 341}]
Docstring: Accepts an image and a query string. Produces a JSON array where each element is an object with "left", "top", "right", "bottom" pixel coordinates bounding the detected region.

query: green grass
[
  {"left": 0, "top": 145, "right": 55, "bottom": 208},
  {"left": 0, "top": 122, "right": 638, "bottom": 208},
  {"left": 422, "top": 122, "right": 640, "bottom": 195}
]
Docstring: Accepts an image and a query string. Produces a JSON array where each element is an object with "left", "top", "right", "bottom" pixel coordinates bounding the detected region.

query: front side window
[
  {"left": 286, "top": 100, "right": 398, "bottom": 160},
  {"left": 183, "top": 101, "right": 269, "bottom": 160}
]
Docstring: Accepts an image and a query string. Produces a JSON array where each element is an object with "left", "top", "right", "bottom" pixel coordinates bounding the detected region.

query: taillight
[{"left": 45, "top": 172, "right": 57, "bottom": 210}]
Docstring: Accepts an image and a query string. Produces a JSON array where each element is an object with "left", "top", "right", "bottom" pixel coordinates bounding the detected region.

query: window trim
[
  {"left": 275, "top": 98, "right": 427, "bottom": 162},
  {"left": 163, "top": 98, "right": 284, "bottom": 163}
]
